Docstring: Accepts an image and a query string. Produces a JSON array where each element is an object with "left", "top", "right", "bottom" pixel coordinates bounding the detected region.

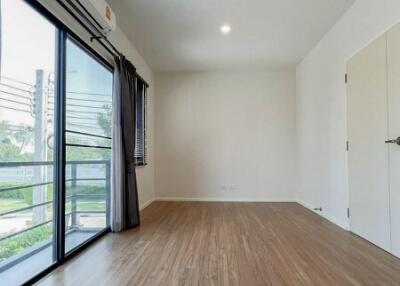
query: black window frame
[
  {"left": 3, "top": 0, "right": 149, "bottom": 283},
  {"left": 63, "top": 35, "right": 114, "bottom": 255},
  {"left": 5, "top": 0, "right": 114, "bottom": 284}
]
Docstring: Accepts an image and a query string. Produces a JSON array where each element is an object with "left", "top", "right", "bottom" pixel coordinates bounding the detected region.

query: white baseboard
[
  {"left": 154, "top": 197, "right": 295, "bottom": 203},
  {"left": 139, "top": 198, "right": 155, "bottom": 210},
  {"left": 149, "top": 197, "right": 349, "bottom": 231},
  {"left": 296, "top": 200, "right": 350, "bottom": 231}
]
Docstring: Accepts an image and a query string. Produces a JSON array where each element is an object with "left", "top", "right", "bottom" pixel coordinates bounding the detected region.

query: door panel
[
  {"left": 387, "top": 24, "right": 400, "bottom": 258},
  {"left": 64, "top": 38, "right": 112, "bottom": 254},
  {"left": 0, "top": 1, "right": 57, "bottom": 284},
  {"left": 347, "top": 35, "right": 391, "bottom": 251}
]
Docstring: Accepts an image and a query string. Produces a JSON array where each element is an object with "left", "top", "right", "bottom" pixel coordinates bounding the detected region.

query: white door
[
  {"left": 387, "top": 24, "right": 400, "bottom": 258},
  {"left": 347, "top": 34, "right": 391, "bottom": 252}
]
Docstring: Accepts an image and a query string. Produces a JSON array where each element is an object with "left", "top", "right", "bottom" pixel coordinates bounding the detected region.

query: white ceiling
[{"left": 108, "top": 0, "right": 355, "bottom": 72}]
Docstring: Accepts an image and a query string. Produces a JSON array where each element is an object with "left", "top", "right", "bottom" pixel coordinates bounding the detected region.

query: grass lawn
[
  {"left": 77, "top": 200, "right": 106, "bottom": 212},
  {"left": 0, "top": 224, "right": 52, "bottom": 262},
  {"left": 0, "top": 181, "right": 107, "bottom": 214},
  {"left": 0, "top": 199, "right": 28, "bottom": 213},
  {"left": 0, "top": 199, "right": 105, "bottom": 214}
]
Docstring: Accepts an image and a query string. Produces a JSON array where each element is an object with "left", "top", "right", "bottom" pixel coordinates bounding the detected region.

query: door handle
[{"left": 385, "top": 137, "right": 400, "bottom": 145}]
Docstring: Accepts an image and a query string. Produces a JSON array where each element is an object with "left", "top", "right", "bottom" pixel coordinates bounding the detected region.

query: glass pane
[
  {"left": 0, "top": 0, "right": 57, "bottom": 284},
  {"left": 64, "top": 39, "right": 112, "bottom": 254},
  {"left": 66, "top": 132, "right": 111, "bottom": 148}
]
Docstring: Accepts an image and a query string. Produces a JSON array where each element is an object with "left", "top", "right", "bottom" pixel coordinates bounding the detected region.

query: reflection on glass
[
  {"left": 64, "top": 39, "right": 113, "bottom": 253},
  {"left": 0, "top": 0, "right": 56, "bottom": 284}
]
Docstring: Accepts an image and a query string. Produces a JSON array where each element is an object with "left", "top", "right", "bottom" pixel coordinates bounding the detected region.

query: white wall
[
  {"left": 38, "top": 0, "right": 156, "bottom": 209},
  {"left": 296, "top": 0, "right": 400, "bottom": 229},
  {"left": 155, "top": 70, "right": 296, "bottom": 201}
]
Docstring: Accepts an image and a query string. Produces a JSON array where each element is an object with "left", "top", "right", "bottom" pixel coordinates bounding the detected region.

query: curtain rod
[{"left": 56, "top": 0, "right": 149, "bottom": 87}]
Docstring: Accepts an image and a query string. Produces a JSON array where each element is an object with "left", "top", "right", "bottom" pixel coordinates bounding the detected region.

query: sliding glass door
[
  {"left": 64, "top": 38, "right": 112, "bottom": 253},
  {"left": 0, "top": 1, "right": 113, "bottom": 284},
  {"left": 0, "top": 0, "right": 57, "bottom": 284}
]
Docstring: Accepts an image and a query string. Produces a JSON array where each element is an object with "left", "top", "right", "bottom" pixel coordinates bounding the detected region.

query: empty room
[{"left": 1, "top": 0, "right": 400, "bottom": 285}]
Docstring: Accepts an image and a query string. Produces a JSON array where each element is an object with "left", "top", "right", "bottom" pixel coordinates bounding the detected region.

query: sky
[
  {"left": 0, "top": 0, "right": 113, "bottom": 153},
  {"left": 0, "top": 0, "right": 56, "bottom": 126}
]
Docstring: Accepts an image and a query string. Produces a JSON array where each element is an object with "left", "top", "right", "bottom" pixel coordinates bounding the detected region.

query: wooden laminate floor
[{"left": 37, "top": 202, "right": 400, "bottom": 286}]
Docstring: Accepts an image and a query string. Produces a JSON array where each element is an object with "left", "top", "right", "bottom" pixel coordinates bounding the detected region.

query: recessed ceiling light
[{"left": 220, "top": 24, "right": 231, "bottom": 35}]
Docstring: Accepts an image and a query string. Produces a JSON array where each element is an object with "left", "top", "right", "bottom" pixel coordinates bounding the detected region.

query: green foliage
[
  {"left": 77, "top": 200, "right": 106, "bottom": 212},
  {"left": 0, "top": 183, "right": 33, "bottom": 203},
  {"left": 0, "top": 182, "right": 105, "bottom": 262},
  {"left": 12, "top": 125, "right": 34, "bottom": 153},
  {"left": 0, "top": 121, "right": 12, "bottom": 143},
  {"left": 66, "top": 147, "right": 110, "bottom": 161},
  {"left": 0, "top": 110, "right": 112, "bottom": 162},
  {"left": 0, "top": 121, "right": 34, "bottom": 161},
  {"left": 0, "top": 183, "right": 54, "bottom": 206},
  {"left": 0, "top": 107, "right": 111, "bottom": 264},
  {"left": 0, "top": 225, "right": 52, "bottom": 262},
  {"left": 0, "top": 199, "right": 28, "bottom": 213},
  {"left": 0, "top": 182, "right": 105, "bottom": 205},
  {"left": 97, "top": 104, "right": 112, "bottom": 137},
  {"left": 0, "top": 143, "right": 33, "bottom": 162},
  {"left": 65, "top": 182, "right": 105, "bottom": 199}
]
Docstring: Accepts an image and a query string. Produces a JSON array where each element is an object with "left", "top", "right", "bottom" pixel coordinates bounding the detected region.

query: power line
[
  {"left": 47, "top": 108, "right": 109, "bottom": 114},
  {"left": 67, "top": 109, "right": 107, "bottom": 114},
  {"left": 65, "top": 116, "right": 99, "bottom": 121},
  {"left": 48, "top": 97, "right": 111, "bottom": 104},
  {"left": 65, "top": 103, "right": 107, "bottom": 110},
  {"left": 67, "top": 123, "right": 104, "bottom": 131},
  {"left": 0, "top": 82, "right": 33, "bottom": 94},
  {"left": 48, "top": 110, "right": 108, "bottom": 115},
  {"left": 63, "top": 97, "right": 111, "bottom": 104},
  {"left": 7, "top": 124, "right": 34, "bottom": 130},
  {"left": 67, "top": 91, "right": 111, "bottom": 97},
  {"left": 47, "top": 103, "right": 107, "bottom": 110},
  {"left": 48, "top": 101, "right": 111, "bottom": 110},
  {"left": 67, "top": 122, "right": 102, "bottom": 127},
  {"left": 68, "top": 98, "right": 111, "bottom": 104},
  {"left": 47, "top": 115, "right": 101, "bottom": 125},
  {"left": 66, "top": 129, "right": 111, "bottom": 140},
  {"left": 0, "top": 105, "right": 32, "bottom": 113},
  {"left": 0, "top": 90, "right": 33, "bottom": 101},
  {"left": 0, "top": 76, "right": 34, "bottom": 87},
  {"left": 8, "top": 127, "right": 33, "bottom": 132},
  {"left": 0, "top": 97, "right": 32, "bottom": 107},
  {"left": 48, "top": 90, "right": 111, "bottom": 97}
]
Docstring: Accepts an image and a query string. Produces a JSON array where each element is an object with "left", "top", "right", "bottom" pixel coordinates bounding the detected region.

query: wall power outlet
[{"left": 221, "top": 184, "right": 237, "bottom": 190}]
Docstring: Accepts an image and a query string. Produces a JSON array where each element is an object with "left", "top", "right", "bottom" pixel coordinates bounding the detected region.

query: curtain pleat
[{"left": 111, "top": 56, "right": 140, "bottom": 232}]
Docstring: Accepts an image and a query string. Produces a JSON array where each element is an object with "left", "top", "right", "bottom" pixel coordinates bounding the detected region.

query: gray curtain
[{"left": 111, "top": 56, "right": 140, "bottom": 232}]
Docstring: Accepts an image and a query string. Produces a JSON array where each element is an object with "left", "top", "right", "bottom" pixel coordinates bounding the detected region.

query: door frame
[{"left": 19, "top": 1, "right": 113, "bottom": 284}]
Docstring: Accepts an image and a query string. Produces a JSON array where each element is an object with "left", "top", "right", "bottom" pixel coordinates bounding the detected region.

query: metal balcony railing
[{"left": 0, "top": 160, "right": 111, "bottom": 242}]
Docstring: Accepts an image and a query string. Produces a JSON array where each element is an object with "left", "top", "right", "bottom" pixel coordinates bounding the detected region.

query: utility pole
[{"left": 33, "top": 70, "right": 48, "bottom": 223}]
